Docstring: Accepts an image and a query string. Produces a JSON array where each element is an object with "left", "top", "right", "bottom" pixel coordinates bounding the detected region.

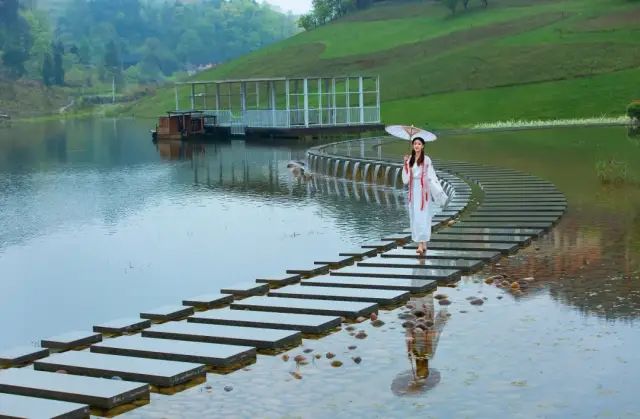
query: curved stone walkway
[{"left": 0, "top": 138, "right": 564, "bottom": 417}]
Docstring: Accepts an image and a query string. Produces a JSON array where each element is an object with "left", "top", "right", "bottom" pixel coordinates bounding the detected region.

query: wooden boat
[{"left": 151, "top": 111, "right": 205, "bottom": 140}]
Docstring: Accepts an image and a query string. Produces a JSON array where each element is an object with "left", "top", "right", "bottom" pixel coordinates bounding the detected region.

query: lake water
[
  {"left": 0, "top": 119, "right": 407, "bottom": 348},
  {"left": 1, "top": 121, "right": 639, "bottom": 417}
]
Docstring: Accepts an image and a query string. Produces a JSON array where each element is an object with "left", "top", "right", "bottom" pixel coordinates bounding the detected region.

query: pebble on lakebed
[
  {"left": 331, "top": 360, "right": 343, "bottom": 368},
  {"left": 438, "top": 299, "right": 452, "bottom": 306}
]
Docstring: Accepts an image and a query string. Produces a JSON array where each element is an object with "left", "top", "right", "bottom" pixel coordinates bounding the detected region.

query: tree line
[
  {"left": 298, "top": 0, "right": 489, "bottom": 30},
  {"left": 0, "top": 0, "right": 299, "bottom": 89}
]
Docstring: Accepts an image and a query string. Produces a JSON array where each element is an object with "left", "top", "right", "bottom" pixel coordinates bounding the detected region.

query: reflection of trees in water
[{"left": 485, "top": 206, "right": 640, "bottom": 322}]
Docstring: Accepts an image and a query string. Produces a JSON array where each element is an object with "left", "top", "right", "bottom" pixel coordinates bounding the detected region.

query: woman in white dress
[{"left": 402, "top": 137, "right": 448, "bottom": 256}]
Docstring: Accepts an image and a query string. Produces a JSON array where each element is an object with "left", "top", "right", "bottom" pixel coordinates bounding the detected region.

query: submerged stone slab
[
  {"left": 330, "top": 266, "right": 460, "bottom": 282},
  {"left": 476, "top": 206, "right": 566, "bottom": 212},
  {"left": 255, "top": 274, "right": 301, "bottom": 287},
  {"left": 231, "top": 296, "right": 378, "bottom": 319},
  {"left": 93, "top": 318, "right": 151, "bottom": 335},
  {"left": 360, "top": 241, "right": 397, "bottom": 251},
  {"left": 142, "top": 322, "right": 301, "bottom": 350},
  {"left": 312, "top": 254, "right": 356, "bottom": 267},
  {"left": 91, "top": 335, "right": 255, "bottom": 368},
  {"left": 286, "top": 264, "right": 330, "bottom": 277},
  {"left": 443, "top": 227, "right": 545, "bottom": 237},
  {"left": 34, "top": 351, "right": 205, "bottom": 388},
  {"left": 454, "top": 221, "right": 553, "bottom": 230},
  {"left": 0, "top": 393, "right": 89, "bottom": 419},
  {"left": 301, "top": 275, "right": 437, "bottom": 294},
  {"left": 182, "top": 293, "right": 234, "bottom": 309},
  {"left": 0, "top": 346, "right": 49, "bottom": 367},
  {"left": 338, "top": 247, "right": 379, "bottom": 258},
  {"left": 41, "top": 332, "right": 102, "bottom": 351},
  {"left": 464, "top": 216, "right": 559, "bottom": 224},
  {"left": 0, "top": 368, "right": 149, "bottom": 409},
  {"left": 269, "top": 285, "right": 410, "bottom": 306},
  {"left": 140, "top": 305, "right": 194, "bottom": 322},
  {"left": 467, "top": 212, "right": 563, "bottom": 218},
  {"left": 431, "top": 233, "right": 532, "bottom": 246},
  {"left": 382, "top": 248, "right": 502, "bottom": 262},
  {"left": 381, "top": 233, "right": 412, "bottom": 243},
  {"left": 358, "top": 256, "right": 483, "bottom": 272},
  {"left": 189, "top": 308, "right": 341, "bottom": 334},
  {"left": 406, "top": 241, "right": 519, "bottom": 254},
  {"left": 220, "top": 282, "right": 269, "bottom": 298}
]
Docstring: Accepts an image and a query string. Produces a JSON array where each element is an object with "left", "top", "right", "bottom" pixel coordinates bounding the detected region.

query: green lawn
[{"left": 128, "top": 0, "right": 640, "bottom": 127}]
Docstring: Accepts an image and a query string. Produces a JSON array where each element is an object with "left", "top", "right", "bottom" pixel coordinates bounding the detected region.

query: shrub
[{"left": 627, "top": 101, "right": 640, "bottom": 122}]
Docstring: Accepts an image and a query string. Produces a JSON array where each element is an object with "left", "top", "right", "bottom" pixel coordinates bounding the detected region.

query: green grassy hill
[{"left": 128, "top": 0, "right": 640, "bottom": 128}]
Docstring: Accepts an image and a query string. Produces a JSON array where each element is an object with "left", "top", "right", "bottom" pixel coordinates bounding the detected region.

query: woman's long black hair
[{"left": 408, "top": 137, "right": 425, "bottom": 167}]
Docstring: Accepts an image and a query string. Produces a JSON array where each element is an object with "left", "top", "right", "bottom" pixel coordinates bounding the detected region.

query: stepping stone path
[{"left": 0, "top": 142, "right": 566, "bottom": 416}]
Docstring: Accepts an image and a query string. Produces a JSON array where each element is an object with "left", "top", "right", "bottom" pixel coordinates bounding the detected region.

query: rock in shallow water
[
  {"left": 371, "top": 319, "right": 385, "bottom": 327},
  {"left": 331, "top": 360, "right": 343, "bottom": 368},
  {"left": 224, "top": 385, "right": 233, "bottom": 392},
  {"left": 355, "top": 331, "right": 368, "bottom": 339},
  {"left": 470, "top": 298, "right": 484, "bottom": 306},
  {"left": 326, "top": 352, "right": 336, "bottom": 359},
  {"left": 438, "top": 299, "right": 452, "bottom": 306},
  {"left": 352, "top": 356, "right": 362, "bottom": 364}
]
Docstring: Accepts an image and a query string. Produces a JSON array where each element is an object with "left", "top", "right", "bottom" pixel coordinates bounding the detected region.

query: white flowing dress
[{"left": 402, "top": 156, "right": 446, "bottom": 243}]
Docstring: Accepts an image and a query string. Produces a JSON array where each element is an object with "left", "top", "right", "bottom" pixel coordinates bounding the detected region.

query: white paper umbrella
[{"left": 385, "top": 125, "right": 437, "bottom": 142}]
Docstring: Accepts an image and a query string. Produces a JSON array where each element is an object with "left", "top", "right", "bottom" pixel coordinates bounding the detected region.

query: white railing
[{"left": 200, "top": 106, "right": 380, "bottom": 129}]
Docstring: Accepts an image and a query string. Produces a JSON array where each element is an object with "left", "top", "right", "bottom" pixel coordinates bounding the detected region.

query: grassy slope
[
  {"left": 128, "top": 0, "right": 640, "bottom": 128},
  {"left": 0, "top": 78, "right": 70, "bottom": 118}
]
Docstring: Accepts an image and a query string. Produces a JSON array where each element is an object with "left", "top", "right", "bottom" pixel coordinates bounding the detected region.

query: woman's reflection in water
[{"left": 391, "top": 259, "right": 449, "bottom": 396}]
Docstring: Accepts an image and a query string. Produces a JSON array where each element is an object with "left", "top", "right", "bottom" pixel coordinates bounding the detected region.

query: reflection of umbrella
[{"left": 385, "top": 125, "right": 437, "bottom": 142}]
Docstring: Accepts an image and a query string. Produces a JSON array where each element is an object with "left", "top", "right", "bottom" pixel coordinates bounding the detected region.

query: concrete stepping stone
[
  {"left": 0, "top": 368, "right": 149, "bottom": 409},
  {"left": 443, "top": 227, "right": 545, "bottom": 237},
  {"left": 91, "top": 335, "right": 255, "bottom": 368},
  {"left": 285, "top": 264, "right": 330, "bottom": 277},
  {"left": 381, "top": 233, "right": 412, "bottom": 243},
  {"left": 331, "top": 266, "right": 460, "bottom": 282},
  {"left": 467, "top": 212, "right": 563, "bottom": 218},
  {"left": 255, "top": 274, "right": 301, "bottom": 287},
  {"left": 41, "top": 332, "right": 102, "bottom": 351},
  {"left": 301, "top": 275, "right": 437, "bottom": 293},
  {"left": 220, "top": 282, "right": 269, "bottom": 298},
  {"left": 431, "top": 233, "right": 532, "bottom": 246},
  {"left": 231, "top": 296, "right": 378, "bottom": 319},
  {"left": 182, "top": 293, "right": 234, "bottom": 309},
  {"left": 142, "top": 322, "right": 301, "bottom": 350},
  {"left": 464, "top": 216, "right": 559, "bottom": 224},
  {"left": 361, "top": 241, "right": 397, "bottom": 251},
  {"left": 454, "top": 221, "right": 553, "bottom": 230},
  {"left": 382, "top": 248, "right": 502, "bottom": 262},
  {"left": 140, "top": 305, "right": 194, "bottom": 322},
  {"left": 406, "top": 241, "right": 519, "bottom": 254},
  {"left": 93, "top": 318, "right": 151, "bottom": 335},
  {"left": 358, "top": 256, "right": 482, "bottom": 272},
  {"left": 312, "top": 254, "right": 356, "bottom": 267},
  {"left": 189, "top": 308, "right": 341, "bottom": 334},
  {"left": 269, "top": 285, "right": 410, "bottom": 306},
  {"left": 338, "top": 247, "right": 378, "bottom": 258},
  {"left": 476, "top": 206, "right": 566, "bottom": 212},
  {"left": 0, "top": 393, "right": 89, "bottom": 419},
  {"left": 0, "top": 346, "right": 49, "bottom": 368},
  {"left": 34, "top": 351, "right": 205, "bottom": 388}
]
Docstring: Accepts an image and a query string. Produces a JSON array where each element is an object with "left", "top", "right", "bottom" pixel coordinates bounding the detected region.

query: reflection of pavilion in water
[{"left": 154, "top": 139, "right": 405, "bottom": 210}]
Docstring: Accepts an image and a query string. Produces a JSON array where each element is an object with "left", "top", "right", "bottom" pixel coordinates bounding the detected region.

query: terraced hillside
[{"left": 129, "top": 0, "right": 640, "bottom": 128}]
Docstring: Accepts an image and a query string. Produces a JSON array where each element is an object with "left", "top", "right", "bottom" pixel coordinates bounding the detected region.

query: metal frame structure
[{"left": 174, "top": 76, "right": 380, "bottom": 134}]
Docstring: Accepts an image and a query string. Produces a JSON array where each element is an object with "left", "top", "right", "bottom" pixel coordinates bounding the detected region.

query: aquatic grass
[
  {"left": 471, "top": 116, "right": 631, "bottom": 130},
  {"left": 595, "top": 159, "right": 638, "bottom": 185}
]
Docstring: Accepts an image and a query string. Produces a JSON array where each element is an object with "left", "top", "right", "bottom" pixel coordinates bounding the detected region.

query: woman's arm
[{"left": 401, "top": 156, "right": 410, "bottom": 185}]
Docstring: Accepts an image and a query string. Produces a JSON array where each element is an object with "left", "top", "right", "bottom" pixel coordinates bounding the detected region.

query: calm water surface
[
  {"left": 0, "top": 119, "right": 406, "bottom": 348},
  {"left": 1, "top": 121, "right": 639, "bottom": 417}
]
